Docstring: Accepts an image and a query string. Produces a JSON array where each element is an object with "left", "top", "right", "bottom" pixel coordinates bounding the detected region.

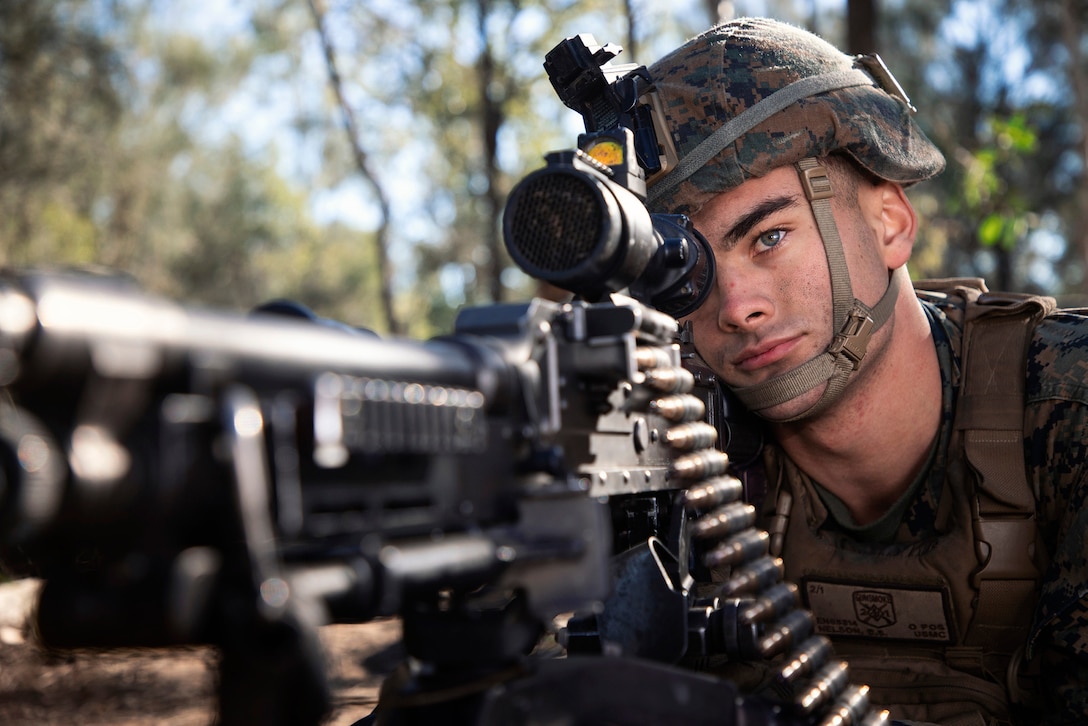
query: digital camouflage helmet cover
[{"left": 646, "top": 17, "right": 945, "bottom": 216}]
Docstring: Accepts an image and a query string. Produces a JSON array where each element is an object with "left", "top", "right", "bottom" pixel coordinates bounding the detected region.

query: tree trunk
[
  {"left": 846, "top": 0, "right": 878, "bottom": 54},
  {"left": 705, "top": 1, "right": 733, "bottom": 26},
  {"left": 476, "top": 0, "right": 505, "bottom": 303},
  {"left": 307, "top": 0, "right": 401, "bottom": 335},
  {"left": 1058, "top": 0, "right": 1088, "bottom": 297},
  {"left": 624, "top": 0, "right": 638, "bottom": 63}
]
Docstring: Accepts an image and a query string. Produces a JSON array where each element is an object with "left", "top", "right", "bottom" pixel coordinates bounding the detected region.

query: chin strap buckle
[{"left": 828, "top": 307, "right": 875, "bottom": 369}]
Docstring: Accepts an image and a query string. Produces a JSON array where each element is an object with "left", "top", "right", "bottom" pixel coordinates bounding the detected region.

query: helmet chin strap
[{"left": 731, "top": 158, "right": 903, "bottom": 423}]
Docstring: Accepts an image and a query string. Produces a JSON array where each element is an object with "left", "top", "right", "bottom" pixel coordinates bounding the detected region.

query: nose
[{"left": 709, "top": 264, "right": 773, "bottom": 332}]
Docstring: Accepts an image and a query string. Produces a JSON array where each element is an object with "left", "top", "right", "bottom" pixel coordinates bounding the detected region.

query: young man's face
[{"left": 681, "top": 164, "right": 895, "bottom": 421}]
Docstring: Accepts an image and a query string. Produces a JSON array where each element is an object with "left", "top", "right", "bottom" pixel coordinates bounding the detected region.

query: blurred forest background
[{"left": 2, "top": 0, "right": 1087, "bottom": 337}]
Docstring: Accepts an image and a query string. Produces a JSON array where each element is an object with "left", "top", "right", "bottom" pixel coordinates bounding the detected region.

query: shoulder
[
  {"left": 1022, "top": 310, "right": 1088, "bottom": 482},
  {"left": 1028, "top": 310, "right": 1088, "bottom": 404},
  {"left": 1022, "top": 311, "right": 1088, "bottom": 669},
  {"left": 912, "top": 278, "right": 1084, "bottom": 403}
]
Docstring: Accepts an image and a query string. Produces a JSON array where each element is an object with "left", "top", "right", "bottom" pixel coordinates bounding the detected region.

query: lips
[{"left": 733, "top": 335, "right": 802, "bottom": 372}]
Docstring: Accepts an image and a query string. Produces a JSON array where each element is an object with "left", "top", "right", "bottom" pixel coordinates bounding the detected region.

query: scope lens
[{"left": 503, "top": 169, "right": 619, "bottom": 285}]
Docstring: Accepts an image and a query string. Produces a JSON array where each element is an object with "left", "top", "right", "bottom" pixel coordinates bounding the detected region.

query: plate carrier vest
[{"left": 761, "top": 278, "right": 1056, "bottom": 726}]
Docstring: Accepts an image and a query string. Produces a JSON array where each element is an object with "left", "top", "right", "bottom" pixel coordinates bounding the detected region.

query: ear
[{"left": 876, "top": 182, "right": 917, "bottom": 270}]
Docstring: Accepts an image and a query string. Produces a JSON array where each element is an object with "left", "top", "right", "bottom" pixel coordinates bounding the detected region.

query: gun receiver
[
  {"left": 0, "top": 269, "right": 884, "bottom": 726},
  {"left": 0, "top": 31, "right": 888, "bottom": 726},
  {"left": 0, "top": 270, "right": 675, "bottom": 722}
]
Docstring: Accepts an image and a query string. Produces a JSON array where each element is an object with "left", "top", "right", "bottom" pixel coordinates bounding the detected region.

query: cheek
[
  {"left": 683, "top": 292, "right": 720, "bottom": 335},
  {"left": 792, "top": 249, "right": 835, "bottom": 328},
  {"left": 840, "top": 210, "right": 890, "bottom": 300}
]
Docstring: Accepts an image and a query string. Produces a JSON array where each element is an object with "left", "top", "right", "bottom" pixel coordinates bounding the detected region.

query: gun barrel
[{"left": 0, "top": 271, "right": 490, "bottom": 394}]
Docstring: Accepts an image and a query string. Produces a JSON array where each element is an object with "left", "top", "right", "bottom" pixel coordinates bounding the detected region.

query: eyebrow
[{"left": 715, "top": 194, "right": 803, "bottom": 250}]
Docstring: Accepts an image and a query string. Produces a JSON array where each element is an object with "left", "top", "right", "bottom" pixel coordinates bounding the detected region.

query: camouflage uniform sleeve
[{"left": 1025, "top": 312, "right": 1088, "bottom": 722}]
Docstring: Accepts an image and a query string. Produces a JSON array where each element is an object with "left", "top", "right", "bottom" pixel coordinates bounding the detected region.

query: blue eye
[{"left": 756, "top": 229, "right": 785, "bottom": 251}]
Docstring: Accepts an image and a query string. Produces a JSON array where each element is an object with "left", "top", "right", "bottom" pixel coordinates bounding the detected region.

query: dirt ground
[{"left": 0, "top": 579, "right": 402, "bottom": 726}]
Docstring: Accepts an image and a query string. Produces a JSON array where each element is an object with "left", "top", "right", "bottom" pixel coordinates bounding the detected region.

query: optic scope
[
  {"left": 503, "top": 146, "right": 714, "bottom": 319},
  {"left": 505, "top": 34, "right": 714, "bottom": 319}
]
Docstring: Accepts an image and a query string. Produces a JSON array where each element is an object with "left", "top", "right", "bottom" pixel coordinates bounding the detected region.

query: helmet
[
  {"left": 642, "top": 18, "right": 945, "bottom": 422},
  {"left": 645, "top": 17, "right": 945, "bottom": 216}
]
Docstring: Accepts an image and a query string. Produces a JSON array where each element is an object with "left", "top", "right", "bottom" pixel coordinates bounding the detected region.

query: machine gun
[{"left": 0, "top": 34, "right": 886, "bottom": 726}]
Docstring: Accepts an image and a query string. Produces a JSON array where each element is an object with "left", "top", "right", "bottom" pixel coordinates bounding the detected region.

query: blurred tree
[
  {"left": 0, "top": 0, "right": 384, "bottom": 323},
  {"left": 846, "top": 0, "right": 877, "bottom": 53},
  {"left": 876, "top": 0, "right": 1084, "bottom": 298},
  {"left": 0, "top": 0, "right": 125, "bottom": 265},
  {"left": 8, "top": 0, "right": 1087, "bottom": 321},
  {"left": 956, "top": 114, "right": 1040, "bottom": 290},
  {"left": 306, "top": 0, "right": 641, "bottom": 334},
  {"left": 1040, "top": 0, "right": 1088, "bottom": 299},
  {"left": 307, "top": 0, "right": 399, "bottom": 334}
]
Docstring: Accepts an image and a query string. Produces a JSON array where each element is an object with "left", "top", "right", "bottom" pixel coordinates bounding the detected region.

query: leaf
[{"left": 978, "top": 214, "right": 1006, "bottom": 247}]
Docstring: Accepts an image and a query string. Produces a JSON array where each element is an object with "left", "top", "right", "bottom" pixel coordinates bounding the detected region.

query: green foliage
[
  {"left": 886, "top": 0, "right": 1087, "bottom": 293},
  {"left": 5, "top": 0, "right": 1088, "bottom": 320},
  {"left": 256, "top": 221, "right": 384, "bottom": 331},
  {"left": 0, "top": 0, "right": 380, "bottom": 323},
  {"left": 0, "top": 0, "right": 711, "bottom": 333},
  {"left": 0, "top": 0, "right": 124, "bottom": 264},
  {"left": 304, "top": 0, "right": 711, "bottom": 331},
  {"left": 960, "top": 115, "right": 1038, "bottom": 252}
]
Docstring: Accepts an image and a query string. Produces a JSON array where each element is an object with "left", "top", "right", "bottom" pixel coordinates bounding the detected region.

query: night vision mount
[{"left": 503, "top": 35, "right": 714, "bottom": 319}]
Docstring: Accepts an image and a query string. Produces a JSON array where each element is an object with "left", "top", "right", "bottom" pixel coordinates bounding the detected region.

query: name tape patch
[{"left": 803, "top": 579, "right": 953, "bottom": 642}]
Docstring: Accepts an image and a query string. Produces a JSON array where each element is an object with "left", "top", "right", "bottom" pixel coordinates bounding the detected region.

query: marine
[{"left": 643, "top": 17, "right": 1088, "bottom": 725}]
